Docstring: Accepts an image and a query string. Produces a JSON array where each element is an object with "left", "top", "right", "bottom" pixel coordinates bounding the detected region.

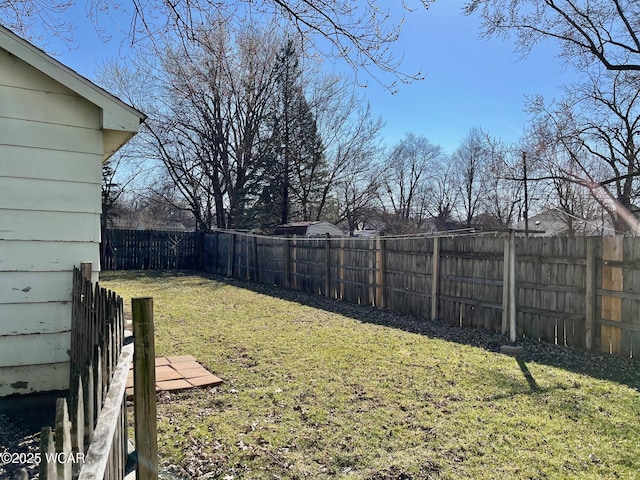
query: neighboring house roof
[
  {"left": 274, "top": 221, "right": 345, "bottom": 237},
  {"left": 353, "top": 229, "right": 380, "bottom": 237},
  {"left": 514, "top": 210, "right": 614, "bottom": 236},
  {"left": 514, "top": 210, "right": 568, "bottom": 236},
  {"left": 0, "top": 25, "right": 146, "bottom": 162}
]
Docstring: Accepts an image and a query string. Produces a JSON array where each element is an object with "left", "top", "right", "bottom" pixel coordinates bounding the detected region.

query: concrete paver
[{"left": 126, "top": 356, "right": 223, "bottom": 397}]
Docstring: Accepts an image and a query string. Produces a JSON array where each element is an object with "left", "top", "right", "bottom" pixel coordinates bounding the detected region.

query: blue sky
[
  {"left": 362, "top": 1, "right": 578, "bottom": 153},
  {"left": 41, "top": 1, "right": 578, "bottom": 154}
]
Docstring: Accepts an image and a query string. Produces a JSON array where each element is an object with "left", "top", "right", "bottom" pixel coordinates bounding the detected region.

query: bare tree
[
  {"left": 465, "top": 0, "right": 640, "bottom": 72},
  {"left": 526, "top": 69, "right": 640, "bottom": 232},
  {"left": 308, "top": 76, "right": 384, "bottom": 225},
  {"left": 380, "top": 133, "right": 443, "bottom": 233},
  {"left": 453, "top": 127, "right": 490, "bottom": 227},
  {"left": 483, "top": 135, "right": 541, "bottom": 227},
  {"left": 523, "top": 125, "right": 612, "bottom": 235},
  {"left": 0, "top": 0, "right": 73, "bottom": 44},
  {"left": 2, "top": 0, "right": 432, "bottom": 87},
  {"left": 100, "top": 15, "right": 391, "bottom": 233},
  {"left": 331, "top": 152, "right": 383, "bottom": 235},
  {"left": 102, "top": 20, "right": 285, "bottom": 230},
  {"left": 425, "top": 159, "right": 459, "bottom": 231}
]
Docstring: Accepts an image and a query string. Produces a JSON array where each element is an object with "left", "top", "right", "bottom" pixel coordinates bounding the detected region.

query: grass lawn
[{"left": 102, "top": 271, "right": 640, "bottom": 480}]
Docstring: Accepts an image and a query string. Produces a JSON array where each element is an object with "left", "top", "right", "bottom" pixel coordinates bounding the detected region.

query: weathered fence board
[{"left": 39, "top": 265, "right": 142, "bottom": 480}]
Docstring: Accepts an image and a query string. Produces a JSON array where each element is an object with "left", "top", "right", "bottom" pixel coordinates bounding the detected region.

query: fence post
[
  {"left": 585, "top": 237, "right": 596, "bottom": 351},
  {"left": 368, "top": 237, "right": 375, "bottom": 305},
  {"left": 339, "top": 238, "right": 345, "bottom": 299},
  {"left": 211, "top": 231, "right": 219, "bottom": 274},
  {"left": 132, "top": 297, "right": 158, "bottom": 480},
  {"left": 253, "top": 235, "right": 260, "bottom": 282},
  {"left": 226, "top": 232, "right": 235, "bottom": 278},
  {"left": 227, "top": 232, "right": 236, "bottom": 278},
  {"left": 197, "top": 231, "right": 205, "bottom": 271},
  {"left": 431, "top": 237, "right": 440, "bottom": 321},
  {"left": 284, "top": 239, "right": 291, "bottom": 289},
  {"left": 375, "top": 237, "right": 385, "bottom": 309},
  {"left": 508, "top": 231, "right": 517, "bottom": 342},
  {"left": 246, "top": 236, "right": 251, "bottom": 281},
  {"left": 80, "top": 262, "right": 92, "bottom": 283},
  {"left": 291, "top": 237, "right": 298, "bottom": 290},
  {"left": 501, "top": 235, "right": 510, "bottom": 335},
  {"left": 325, "top": 236, "right": 331, "bottom": 297}
]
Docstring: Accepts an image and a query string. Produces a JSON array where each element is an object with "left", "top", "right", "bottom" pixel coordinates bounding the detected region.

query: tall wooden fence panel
[
  {"left": 103, "top": 229, "right": 202, "bottom": 270},
  {"left": 203, "top": 230, "right": 230, "bottom": 275},
  {"left": 438, "top": 236, "right": 506, "bottom": 332},
  {"left": 514, "top": 237, "right": 588, "bottom": 348},
  {"left": 383, "top": 237, "right": 434, "bottom": 317},
  {"left": 596, "top": 236, "right": 640, "bottom": 356},
  {"left": 257, "top": 236, "right": 287, "bottom": 287},
  {"left": 288, "top": 238, "right": 325, "bottom": 296},
  {"left": 119, "top": 229, "right": 640, "bottom": 358}
]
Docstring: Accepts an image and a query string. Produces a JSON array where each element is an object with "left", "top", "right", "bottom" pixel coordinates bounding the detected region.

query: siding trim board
[
  {"left": 0, "top": 303, "right": 71, "bottom": 335},
  {"left": 0, "top": 145, "right": 102, "bottom": 183},
  {"left": 0, "top": 362, "right": 69, "bottom": 396},
  {"left": 0, "top": 331, "right": 70, "bottom": 367},
  {"left": 0, "top": 210, "right": 100, "bottom": 242},
  {"left": 0, "top": 177, "right": 101, "bottom": 213}
]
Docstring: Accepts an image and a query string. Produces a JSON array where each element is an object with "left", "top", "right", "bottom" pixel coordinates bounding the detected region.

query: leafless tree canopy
[
  {"left": 1, "top": 0, "right": 433, "bottom": 86},
  {"left": 525, "top": 68, "right": 640, "bottom": 232},
  {"left": 0, "top": 0, "right": 73, "bottom": 44},
  {"left": 380, "top": 133, "right": 444, "bottom": 233},
  {"left": 465, "top": 0, "right": 640, "bottom": 72}
]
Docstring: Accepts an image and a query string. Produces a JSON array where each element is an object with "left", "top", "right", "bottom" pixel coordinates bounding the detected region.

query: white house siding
[
  {"left": 307, "top": 222, "right": 345, "bottom": 237},
  {"left": 0, "top": 48, "right": 103, "bottom": 396}
]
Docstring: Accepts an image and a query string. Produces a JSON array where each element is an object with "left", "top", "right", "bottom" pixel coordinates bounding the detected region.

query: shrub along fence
[{"left": 105, "top": 228, "right": 640, "bottom": 357}]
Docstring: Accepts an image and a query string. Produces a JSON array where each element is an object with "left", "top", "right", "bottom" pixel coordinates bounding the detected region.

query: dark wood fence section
[
  {"left": 103, "top": 229, "right": 202, "bottom": 270},
  {"left": 105, "top": 228, "right": 640, "bottom": 357}
]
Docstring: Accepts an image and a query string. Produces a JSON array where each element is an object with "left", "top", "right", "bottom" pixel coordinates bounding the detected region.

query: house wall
[
  {"left": 307, "top": 223, "right": 344, "bottom": 237},
  {"left": 0, "top": 48, "right": 103, "bottom": 396}
]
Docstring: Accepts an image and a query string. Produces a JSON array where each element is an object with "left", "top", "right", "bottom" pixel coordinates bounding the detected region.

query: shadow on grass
[
  {"left": 517, "top": 357, "right": 540, "bottom": 392},
  {"left": 102, "top": 270, "right": 640, "bottom": 393},
  {"left": 196, "top": 272, "right": 640, "bottom": 393}
]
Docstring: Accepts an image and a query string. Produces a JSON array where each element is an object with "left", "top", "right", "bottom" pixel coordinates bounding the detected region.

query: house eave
[{"left": 0, "top": 25, "right": 146, "bottom": 141}]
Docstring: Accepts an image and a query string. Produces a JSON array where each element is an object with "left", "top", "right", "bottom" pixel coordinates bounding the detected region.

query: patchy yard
[{"left": 102, "top": 271, "right": 640, "bottom": 480}]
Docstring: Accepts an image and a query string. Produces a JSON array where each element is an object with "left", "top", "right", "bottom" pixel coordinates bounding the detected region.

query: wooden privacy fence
[
  {"left": 39, "top": 264, "right": 158, "bottom": 480},
  {"left": 203, "top": 231, "right": 640, "bottom": 357},
  {"left": 102, "top": 229, "right": 202, "bottom": 270}
]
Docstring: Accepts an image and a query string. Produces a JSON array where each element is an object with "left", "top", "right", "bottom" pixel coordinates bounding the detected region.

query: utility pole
[
  {"left": 282, "top": 139, "right": 289, "bottom": 225},
  {"left": 523, "top": 151, "right": 529, "bottom": 236}
]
